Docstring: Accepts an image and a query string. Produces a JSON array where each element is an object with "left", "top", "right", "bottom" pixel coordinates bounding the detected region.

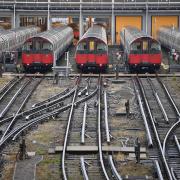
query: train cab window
[
  {"left": 97, "top": 43, "right": 106, "bottom": 51},
  {"left": 23, "top": 42, "right": 33, "bottom": 51},
  {"left": 89, "top": 41, "right": 95, "bottom": 51},
  {"left": 77, "top": 42, "right": 87, "bottom": 51},
  {"left": 130, "top": 42, "right": 141, "bottom": 54}
]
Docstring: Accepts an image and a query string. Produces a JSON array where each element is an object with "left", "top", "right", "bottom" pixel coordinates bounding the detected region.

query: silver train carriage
[
  {"left": 120, "top": 26, "right": 162, "bottom": 71},
  {"left": 0, "top": 26, "right": 40, "bottom": 68},
  {"left": 120, "top": 26, "right": 161, "bottom": 54},
  {"left": 0, "top": 26, "right": 40, "bottom": 57},
  {"left": 75, "top": 25, "right": 108, "bottom": 70},
  {"left": 157, "top": 26, "right": 180, "bottom": 53},
  {"left": 22, "top": 26, "right": 74, "bottom": 68}
]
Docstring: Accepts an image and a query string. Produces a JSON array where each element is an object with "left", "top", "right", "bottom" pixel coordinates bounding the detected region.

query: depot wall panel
[
  {"left": 115, "top": 16, "right": 142, "bottom": 44},
  {"left": 151, "top": 16, "right": 179, "bottom": 39}
]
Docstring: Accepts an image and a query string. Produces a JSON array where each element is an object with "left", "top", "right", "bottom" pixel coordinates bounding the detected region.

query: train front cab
[
  {"left": 128, "top": 37, "right": 162, "bottom": 72},
  {"left": 75, "top": 38, "right": 108, "bottom": 71},
  {"left": 22, "top": 37, "right": 53, "bottom": 70}
]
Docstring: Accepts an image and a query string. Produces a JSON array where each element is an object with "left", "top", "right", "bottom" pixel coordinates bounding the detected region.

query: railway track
[
  {"left": 134, "top": 75, "right": 180, "bottom": 180},
  {"left": 60, "top": 75, "right": 123, "bottom": 180},
  {"left": 0, "top": 77, "right": 78, "bottom": 150},
  {"left": 0, "top": 75, "right": 180, "bottom": 179}
]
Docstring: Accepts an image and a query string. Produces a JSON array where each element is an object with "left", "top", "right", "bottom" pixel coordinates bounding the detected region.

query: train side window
[
  {"left": 150, "top": 42, "right": 161, "bottom": 53},
  {"left": 89, "top": 41, "right": 95, "bottom": 51}
]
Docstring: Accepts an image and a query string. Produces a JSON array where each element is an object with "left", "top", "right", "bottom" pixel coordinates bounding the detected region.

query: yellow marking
[{"left": 161, "top": 62, "right": 169, "bottom": 70}]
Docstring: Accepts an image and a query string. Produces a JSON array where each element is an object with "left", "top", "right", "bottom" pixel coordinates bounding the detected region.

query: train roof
[
  {"left": 0, "top": 26, "right": 39, "bottom": 40},
  {"left": 25, "top": 26, "right": 73, "bottom": 46},
  {"left": 158, "top": 26, "right": 180, "bottom": 37},
  {"left": 78, "top": 25, "right": 107, "bottom": 44},
  {"left": 121, "top": 26, "right": 160, "bottom": 45}
]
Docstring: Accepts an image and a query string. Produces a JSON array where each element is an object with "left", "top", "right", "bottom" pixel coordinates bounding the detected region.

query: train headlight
[
  {"left": 99, "top": 64, "right": 102, "bottom": 67},
  {"left": 81, "top": 64, "right": 84, "bottom": 66},
  {"left": 27, "top": 64, "right": 29, "bottom": 66}
]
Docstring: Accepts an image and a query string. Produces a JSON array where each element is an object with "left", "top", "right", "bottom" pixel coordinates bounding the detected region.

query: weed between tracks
[
  {"left": 1, "top": 154, "right": 16, "bottom": 180},
  {"left": 169, "top": 76, "right": 180, "bottom": 91},
  {"left": 119, "top": 161, "right": 153, "bottom": 177},
  {"left": 0, "top": 76, "right": 13, "bottom": 89},
  {"left": 36, "top": 155, "right": 61, "bottom": 180},
  {"left": 26, "top": 120, "right": 64, "bottom": 180}
]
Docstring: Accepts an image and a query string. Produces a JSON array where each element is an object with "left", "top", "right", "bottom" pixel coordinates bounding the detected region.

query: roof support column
[
  {"left": 15, "top": 13, "right": 20, "bottom": 28},
  {"left": 179, "top": 15, "right": 180, "bottom": 30},
  {"left": 79, "top": 0, "right": 84, "bottom": 38},
  {"left": 47, "top": 0, "right": 50, "bottom": 30},
  {"left": 111, "top": 0, "right": 115, "bottom": 45},
  {"left": 13, "top": 3, "right": 16, "bottom": 28},
  {"left": 145, "top": 3, "right": 148, "bottom": 34}
]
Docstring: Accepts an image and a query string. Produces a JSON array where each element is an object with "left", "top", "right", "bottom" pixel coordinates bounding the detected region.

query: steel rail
[
  {"left": 132, "top": 79, "right": 153, "bottom": 147},
  {"left": 162, "top": 119, "right": 180, "bottom": 155},
  {"left": 156, "top": 77, "right": 180, "bottom": 117},
  {"left": 32, "top": 88, "right": 69, "bottom": 107},
  {"left": 104, "top": 90, "right": 110, "bottom": 143},
  {"left": 12, "top": 104, "right": 73, "bottom": 142},
  {"left": 147, "top": 78, "right": 169, "bottom": 123},
  {"left": 0, "top": 79, "right": 41, "bottom": 142},
  {"left": 0, "top": 78, "right": 31, "bottom": 119},
  {"left": 81, "top": 102, "right": 87, "bottom": 144},
  {"left": 154, "top": 160, "right": 164, "bottom": 180},
  {"left": 108, "top": 155, "right": 122, "bottom": 180},
  {"left": 80, "top": 156, "right": 89, "bottom": 180},
  {"left": 85, "top": 78, "right": 90, "bottom": 96},
  {"left": 78, "top": 86, "right": 88, "bottom": 97},
  {"left": 97, "top": 76, "right": 110, "bottom": 180},
  {"left": 171, "top": 168, "right": 178, "bottom": 180},
  {"left": 0, "top": 77, "right": 17, "bottom": 95},
  {"left": 0, "top": 85, "right": 98, "bottom": 149},
  {"left": 25, "top": 101, "right": 64, "bottom": 120},
  {"left": 0, "top": 86, "right": 76, "bottom": 124},
  {"left": 174, "top": 135, "right": 180, "bottom": 154},
  {"left": 0, "top": 77, "right": 23, "bottom": 102},
  {"left": 136, "top": 77, "right": 173, "bottom": 180},
  {"left": 103, "top": 87, "right": 122, "bottom": 180},
  {"left": 12, "top": 86, "right": 97, "bottom": 141},
  {"left": 62, "top": 76, "right": 81, "bottom": 180}
]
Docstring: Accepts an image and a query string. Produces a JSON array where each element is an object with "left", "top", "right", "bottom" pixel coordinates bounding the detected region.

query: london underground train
[
  {"left": 22, "top": 26, "right": 74, "bottom": 70},
  {"left": 75, "top": 25, "right": 108, "bottom": 71},
  {"left": 120, "top": 26, "right": 162, "bottom": 72},
  {"left": 0, "top": 26, "right": 40, "bottom": 63}
]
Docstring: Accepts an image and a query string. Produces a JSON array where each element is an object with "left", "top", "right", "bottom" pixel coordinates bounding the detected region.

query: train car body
[
  {"left": 157, "top": 27, "right": 180, "bottom": 53},
  {"left": 22, "top": 26, "right": 73, "bottom": 70},
  {"left": 120, "top": 27, "right": 162, "bottom": 72},
  {"left": 0, "top": 26, "right": 39, "bottom": 60},
  {"left": 75, "top": 25, "right": 108, "bottom": 71}
]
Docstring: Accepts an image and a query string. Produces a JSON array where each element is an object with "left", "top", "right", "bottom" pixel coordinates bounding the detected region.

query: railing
[{"left": 0, "top": 0, "right": 179, "bottom": 5}]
